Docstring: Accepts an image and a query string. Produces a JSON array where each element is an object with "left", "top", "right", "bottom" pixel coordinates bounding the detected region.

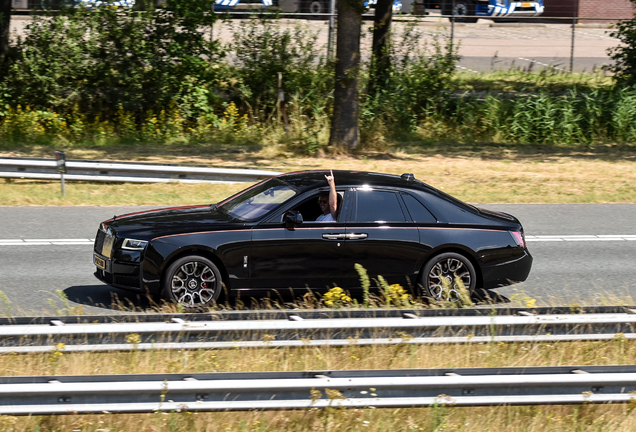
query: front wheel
[
  {"left": 420, "top": 252, "right": 476, "bottom": 302},
  {"left": 162, "top": 255, "right": 222, "bottom": 311}
]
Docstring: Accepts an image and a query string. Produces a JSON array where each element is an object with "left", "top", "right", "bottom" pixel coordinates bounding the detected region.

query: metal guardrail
[
  {"left": 3, "top": 305, "right": 632, "bottom": 324},
  {"left": 1, "top": 307, "right": 635, "bottom": 353},
  {"left": 1, "top": 365, "right": 636, "bottom": 414},
  {"left": 0, "top": 157, "right": 282, "bottom": 184}
]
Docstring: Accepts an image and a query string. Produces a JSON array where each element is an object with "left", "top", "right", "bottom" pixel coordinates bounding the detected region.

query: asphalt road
[{"left": 0, "top": 204, "right": 635, "bottom": 315}]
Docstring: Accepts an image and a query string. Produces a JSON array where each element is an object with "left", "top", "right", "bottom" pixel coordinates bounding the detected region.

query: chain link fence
[{"left": 8, "top": 3, "right": 627, "bottom": 73}]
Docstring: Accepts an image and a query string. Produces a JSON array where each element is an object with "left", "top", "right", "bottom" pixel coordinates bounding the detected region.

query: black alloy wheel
[
  {"left": 162, "top": 255, "right": 222, "bottom": 310},
  {"left": 443, "top": 0, "right": 478, "bottom": 23},
  {"left": 421, "top": 252, "right": 476, "bottom": 302}
]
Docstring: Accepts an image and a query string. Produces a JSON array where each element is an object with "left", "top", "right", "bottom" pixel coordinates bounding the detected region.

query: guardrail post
[{"left": 54, "top": 151, "right": 66, "bottom": 196}]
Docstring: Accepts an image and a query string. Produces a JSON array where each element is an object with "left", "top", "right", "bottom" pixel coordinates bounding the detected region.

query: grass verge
[
  {"left": 2, "top": 144, "right": 636, "bottom": 205},
  {"left": 0, "top": 338, "right": 634, "bottom": 431}
]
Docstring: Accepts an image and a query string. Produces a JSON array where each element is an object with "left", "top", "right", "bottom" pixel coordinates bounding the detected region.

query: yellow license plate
[
  {"left": 521, "top": 2, "right": 531, "bottom": 6},
  {"left": 94, "top": 255, "right": 106, "bottom": 270}
]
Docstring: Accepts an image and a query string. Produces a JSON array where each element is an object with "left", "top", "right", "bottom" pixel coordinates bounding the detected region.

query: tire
[
  {"left": 443, "top": 0, "right": 477, "bottom": 23},
  {"left": 420, "top": 252, "right": 476, "bottom": 302},
  {"left": 304, "top": 0, "right": 326, "bottom": 14},
  {"left": 162, "top": 255, "right": 222, "bottom": 310}
]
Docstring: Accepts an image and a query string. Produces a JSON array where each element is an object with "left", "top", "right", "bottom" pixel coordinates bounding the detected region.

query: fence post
[
  {"left": 570, "top": 14, "right": 576, "bottom": 73},
  {"left": 450, "top": 0, "right": 455, "bottom": 50}
]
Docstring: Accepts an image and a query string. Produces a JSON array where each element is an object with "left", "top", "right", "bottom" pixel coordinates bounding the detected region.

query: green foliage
[
  {"left": 227, "top": 16, "right": 332, "bottom": 116},
  {"left": 607, "top": 1, "right": 636, "bottom": 86},
  {"left": 2, "top": 10, "right": 636, "bottom": 151},
  {"left": 435, "top": 86, "right": 636, "bottom": 146},
  {"left": 2, "top": 0, "right": 221, "bottom": 121},
  {"left": 361, "top": 23, "right": 459, "bottom": 139},
  {"left": 354, "top": 263, "right": 370, "bottom": 308}
]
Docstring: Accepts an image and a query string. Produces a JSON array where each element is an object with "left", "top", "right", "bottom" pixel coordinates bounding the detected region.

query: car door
[
  {"left": 340, "top": 188, "right": 424, "bottom": 289},
  {"left": 248, "top": 191, "right": 349, "bottom": 291}
]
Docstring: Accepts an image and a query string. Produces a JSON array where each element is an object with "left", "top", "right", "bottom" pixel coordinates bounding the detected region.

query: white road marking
[
  {"left": 0, "top": 239, "right": 94, "bottom": 246},
  {"left": 526, "top": 235, "right": 636, "bottom": 242},
  {"left": 517, "top": 57, "right": 572, "bottom": 74}
]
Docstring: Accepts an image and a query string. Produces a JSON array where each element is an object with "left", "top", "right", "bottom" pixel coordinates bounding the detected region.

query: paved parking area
[{"left": 213, "top": 15, "right": 619, "bottom": 72}]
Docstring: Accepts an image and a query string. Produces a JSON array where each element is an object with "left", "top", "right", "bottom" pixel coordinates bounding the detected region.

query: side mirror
[{"left": 283, "top": 211, "right": 303, "bottom": 230}]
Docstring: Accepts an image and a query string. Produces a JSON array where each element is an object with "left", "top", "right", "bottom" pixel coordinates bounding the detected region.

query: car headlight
[{"left": 121, "top": 238, "right": 148, "bottom": 251}]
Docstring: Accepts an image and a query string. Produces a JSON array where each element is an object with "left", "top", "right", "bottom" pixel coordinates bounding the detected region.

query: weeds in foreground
[
  {"left": 0, "top": 337, "right": 634, "bottom": 430},
  {"left": 1, "top": 336, "right": 635, "bottom": 377},
  {"left": 0, "top": 404, "right": 635, "bottom": 432}
]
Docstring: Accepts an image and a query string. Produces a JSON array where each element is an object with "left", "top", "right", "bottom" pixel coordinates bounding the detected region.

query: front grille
[{"left": 94, "top": 230, "right": 105, "bottom": 252}]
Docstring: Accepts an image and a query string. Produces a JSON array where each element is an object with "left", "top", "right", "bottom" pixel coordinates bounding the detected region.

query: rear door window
[{"left": 351, "top": 190, "right": 406, "bottom": 223}]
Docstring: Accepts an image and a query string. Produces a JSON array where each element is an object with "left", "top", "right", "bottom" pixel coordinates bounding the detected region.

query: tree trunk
[
  {"left": 0, "top": 0, "right": 11, "bottom": 66},
  {"left": 368, "top": 0, "right": 393, "bottom": 96},
  {"left": 328, "top": 0, "right": 362, "bottom": 151}
]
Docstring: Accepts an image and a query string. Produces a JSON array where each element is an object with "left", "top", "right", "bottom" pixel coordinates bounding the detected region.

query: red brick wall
[
  {"left": 578, "top": 0, "right": 634, "bottom": 20},
  {"left": 543, "top": 0, "right": 578, "bottom": 18},
  {"left": 542, "top": 0, "right": 634, "bottom": 21}
]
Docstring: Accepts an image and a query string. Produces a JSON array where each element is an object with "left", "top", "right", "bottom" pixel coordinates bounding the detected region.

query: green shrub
[
  {"left": 608, "top": 0, "right": 636, "bottom": 86},
  {"left": 2, "top": 0, "right": 221, "bottom": 121},
  {"left": 226, "top": 16, "right": 333, "bottom": 117},
  {"left": 361, "top": 22, "right": 459, "bottom": 141}
]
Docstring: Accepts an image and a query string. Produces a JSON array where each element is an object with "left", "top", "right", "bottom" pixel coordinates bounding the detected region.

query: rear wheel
[
  {"left": 304, "top": 0, "right": 327, "bottom": 14},
  {"left": 162, "top": 255, "right": 222, "bottom": 311},
  {"left": 420, "top": 252, "right": 476, "bottom": 302},
  {"left": 443, "top": 0, "right": 478, "bottom": 23}
]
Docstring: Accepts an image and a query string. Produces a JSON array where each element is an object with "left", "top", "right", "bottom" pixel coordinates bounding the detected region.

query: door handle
[
  {"left": 322, "top": 233, "right": 346, "bottom": 240},
  {"left": 346, "top": 233, "right": 368, "bottom": 240}
]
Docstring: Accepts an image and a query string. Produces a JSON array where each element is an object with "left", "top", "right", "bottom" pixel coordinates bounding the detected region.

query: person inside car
[{"left": 316, "top": 170, "right": 337, "bottom": 222}]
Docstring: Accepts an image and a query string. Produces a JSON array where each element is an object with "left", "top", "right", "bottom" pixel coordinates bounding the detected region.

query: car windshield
[{"left": 217, "top": 178, "right": 298, "bottom": 221}]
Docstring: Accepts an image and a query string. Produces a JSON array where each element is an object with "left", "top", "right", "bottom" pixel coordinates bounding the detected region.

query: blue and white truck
[{"left": 421, "top": 0, "right": 544, "bottom": 22}]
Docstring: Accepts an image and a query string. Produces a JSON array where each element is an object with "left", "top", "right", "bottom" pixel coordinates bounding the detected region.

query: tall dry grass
[
  {"left": 2, "top": 148, "right": 636, "bottom": 206},
  {"left": 0, "top": 403, "right": 635, "bottom": 432},
  {"left": 0, "top": 338, "right": 635, "bottom": 431}
]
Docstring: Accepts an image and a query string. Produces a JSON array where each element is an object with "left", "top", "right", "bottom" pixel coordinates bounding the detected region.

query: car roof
[{"left": 275, "top": 170, "right": 436, "bottom": 194}]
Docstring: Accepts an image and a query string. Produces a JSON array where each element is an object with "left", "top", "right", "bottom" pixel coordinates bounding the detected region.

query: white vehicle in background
[
  {"left": 11, "top": 0, "right": 134, "bottom": 7},
  {"left": 214, "top": 0, "right": 272, "bottom": 10}
]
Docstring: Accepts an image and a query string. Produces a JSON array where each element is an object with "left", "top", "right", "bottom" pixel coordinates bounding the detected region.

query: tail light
[{"left": 510, "top": 230, "right": 526, "bottom": 248}]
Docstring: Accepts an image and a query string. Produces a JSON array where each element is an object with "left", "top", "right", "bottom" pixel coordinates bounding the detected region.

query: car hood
[{"left": 102, "top": 205, "right": 245, "bottom": 239}]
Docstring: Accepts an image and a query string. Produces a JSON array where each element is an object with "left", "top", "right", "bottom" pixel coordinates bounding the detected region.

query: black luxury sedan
[{"left": 93, "top": 170, "right": 532, "bottom": 309}]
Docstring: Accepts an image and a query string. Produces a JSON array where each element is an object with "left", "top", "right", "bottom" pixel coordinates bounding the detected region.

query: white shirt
[{"left": 316, "top": 213, "right": 335, "bottom": 222}]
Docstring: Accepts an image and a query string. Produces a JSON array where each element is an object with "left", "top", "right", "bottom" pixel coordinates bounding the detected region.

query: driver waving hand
[{"left": 316, "top": 170, "right": 337, "bottom": 222}]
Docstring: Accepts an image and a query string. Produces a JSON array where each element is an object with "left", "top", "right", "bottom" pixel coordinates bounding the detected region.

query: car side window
[
  {"left": 275, "top": 192, "right": 345, "bottom": 224},
  {"left": 352, "top": 190, "right": 406, "bottom": 223},
  {"left": 401, "top": 193, "right": 437, "bottom": 223}
]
